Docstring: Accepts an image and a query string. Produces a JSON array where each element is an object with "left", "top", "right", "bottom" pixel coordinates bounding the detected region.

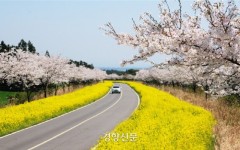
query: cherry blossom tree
[
  {"left": 102, "top": 0, "right": 240, "bottom": 97},
  {"left": 37, "top": 55, "right": 71, "bottom": 98},
  {"left": 2, "top": 49, "right": 43, "bottom": 101},
  {"left": 0, "top": 49, "right": 108, "bottom": 102},
  {"left": 107, "top": 73, "right": 122, "bottom": 80},
  {"left": 0, "top": 52, "right": 13, "bottom": 81}
]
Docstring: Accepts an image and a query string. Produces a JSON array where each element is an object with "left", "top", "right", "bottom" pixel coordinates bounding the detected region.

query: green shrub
[{"left": 221, "top": 94, "right": 240, "bottom": 107}]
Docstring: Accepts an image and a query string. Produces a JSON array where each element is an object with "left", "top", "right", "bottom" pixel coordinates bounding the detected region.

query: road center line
[
  {"left": 0, "top": 89, "right": 111, "bottom": 140},
  {"left": 28, "top": 89, "right": 123, "bottom": 150}
]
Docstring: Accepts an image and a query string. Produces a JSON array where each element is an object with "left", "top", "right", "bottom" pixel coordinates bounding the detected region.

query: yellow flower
[
  {"left": 0, "top": 81, "right": 113, "bottom": 136},
  {"left": 95, "top": 81, "right": 215, "bottom": 150}
]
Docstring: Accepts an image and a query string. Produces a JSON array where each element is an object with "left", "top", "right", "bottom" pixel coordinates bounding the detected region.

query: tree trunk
[
  {"left": 205, "top": 93, "right": 208, "bottom": 101},
  {"left": 204, "top": 80, "right": 209, "bottom": 101},
  {"left": 62, "top": 84, "right": 66, "bottom": 94},
  {"left": 192, "top": 81, "right": 197, "bottom": 93},
  {"left": 172, "top": 81, "right": 175, "bottom": 87},
  {"left": 26, "top": 89, "right": 31, "bottom": 102},
  {"left": 44, "top": 84, "right": 48, "bottom": 98},
  {"left": 68, "top": 84, "right": 71, "bottom": 92},
  {"left": 55, "top": 84, "right": 58, "bottom": 96}
]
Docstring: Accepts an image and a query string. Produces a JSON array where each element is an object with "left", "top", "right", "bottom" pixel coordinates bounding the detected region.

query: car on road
[{"left": 111, "top": 85, "right": 121, "bottom": 94}]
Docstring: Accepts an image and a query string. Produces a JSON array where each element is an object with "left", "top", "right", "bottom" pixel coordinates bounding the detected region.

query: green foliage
[
  {"left": 0, "top": 39, "right": 37, "bottom": 54},
  {"left": 106, "top": 69, "right": 125, "bottom": 75},
  {"left": 0, "top": 91, "right": 16, "bottom": 106},
  {"left": 221, "top": 94, "right": 240, "bottom": 107},
  {"left": 14, "top": 93, "right": 28, "bottom": 104},
  {"left": 69, "top": 59, "right": 94, "bottom": 69},
  {"left": 45, "top": 50, "right": 50, "bottom": 57},
  {"left": 18, "top": 39, "right": 27, "bottom": 51},
  {"left": 0, "top": 91, "right": 35, "bottom": 106},
  {"left": 0, "top": 41, "right": 10, "bottom": 52},
  {"left": 106, "top": 69, "right": 139, "bottom": 75},
  {"left": 27, "top": 41, "right": 36, "bottom": 53},
  {"left": 125, "top": 69, "right": 138, "bottom": 75}
]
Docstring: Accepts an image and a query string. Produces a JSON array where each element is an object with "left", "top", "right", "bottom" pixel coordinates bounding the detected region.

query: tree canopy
[{"left": 102, "top": 0, "right": 240, "bottom": 97}]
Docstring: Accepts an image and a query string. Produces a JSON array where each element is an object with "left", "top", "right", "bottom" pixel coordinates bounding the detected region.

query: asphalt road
[{"left": 0, "top": 83, "right": 139, "bottom": 150}]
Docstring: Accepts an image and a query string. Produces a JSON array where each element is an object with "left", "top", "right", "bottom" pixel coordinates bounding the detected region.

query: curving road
[{"left": 0, "top": 83, "right": 139, "bottom": 150}]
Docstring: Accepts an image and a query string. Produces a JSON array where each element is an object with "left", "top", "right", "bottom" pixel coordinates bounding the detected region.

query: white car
[{"left": 111, "top": 85, "right": 121, "bottom": 94}]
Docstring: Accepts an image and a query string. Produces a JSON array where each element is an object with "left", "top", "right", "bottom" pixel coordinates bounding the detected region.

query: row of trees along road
[
  {"left": 102, "top": 0, "right": 240, "bottom": 99},
  {"left": 0, "top": 40, "right": 107, "bottom": 103}
]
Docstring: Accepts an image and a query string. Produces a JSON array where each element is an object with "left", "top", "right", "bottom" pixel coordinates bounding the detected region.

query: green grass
[{"left": 0, "top": 91, "right": 18, "bottom": 107}]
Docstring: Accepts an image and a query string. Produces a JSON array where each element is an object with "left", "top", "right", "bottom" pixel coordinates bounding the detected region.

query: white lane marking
[
  {"left": 91, "top": 83, "right": 140, "bottom": 150},
  {"left": 28, "top": 90, "right": 123, "bottom": 150},
  {"left": 0, "top": 89, "right": 111, "bottom": 139},
  {"left": 119, "top": 83, "right": 140, "bottom": 111},
  {"left": 129, "top": 86, "right": 141, "bottom": 111}
]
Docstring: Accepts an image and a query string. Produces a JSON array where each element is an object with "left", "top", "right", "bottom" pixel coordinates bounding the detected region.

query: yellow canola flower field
[
  {"left": 95, "top": 81, "right": 215, "bottom": 150},
  {"left": 0, "top": 81, "right": 112, "bottom": 136}
]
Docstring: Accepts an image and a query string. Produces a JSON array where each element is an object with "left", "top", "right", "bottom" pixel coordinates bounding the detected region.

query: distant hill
[{"left": 100, "top": 67, "right": 141, "bottom": 76}]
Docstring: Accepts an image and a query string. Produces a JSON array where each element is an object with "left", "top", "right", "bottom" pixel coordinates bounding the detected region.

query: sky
[{"left": 0, "top": 0, "right": 193, "bottom": 69}]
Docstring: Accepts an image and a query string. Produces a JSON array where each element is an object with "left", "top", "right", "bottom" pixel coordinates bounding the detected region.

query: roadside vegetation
[
  {"left": 0, "top": 91, "right": 18, "bottom": 107},
  {"left": 0, "top": 40, "right": 106, "bottom": 105},
  {"left": 101, "top": 0, "right": 240, "bottom": 149},
  {"left": 95, "top": 81, "right": 215, "bottom": 150},
  {"left": 155, "top": 85, "right": 240, "bottom": 150},
  {"left": 0, "top": 81, "right": 112, "bottom": 137}
]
